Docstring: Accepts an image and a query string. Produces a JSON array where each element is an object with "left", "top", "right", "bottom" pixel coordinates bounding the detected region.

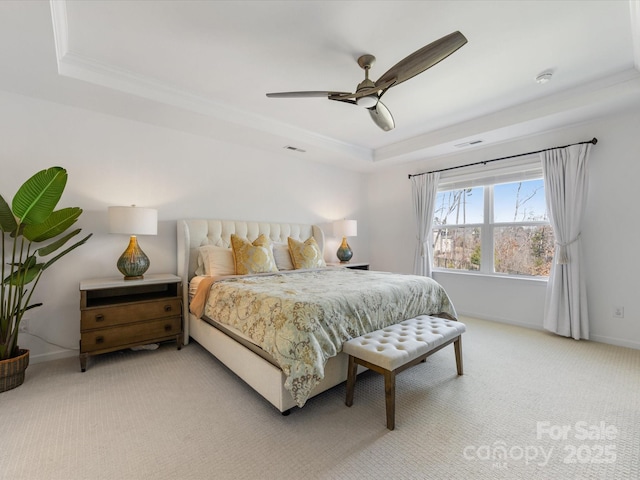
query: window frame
[{"left": 432, "top": 157, "right": 552, "bottom": 280}]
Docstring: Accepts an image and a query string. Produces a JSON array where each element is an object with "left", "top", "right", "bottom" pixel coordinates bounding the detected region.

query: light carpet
[{"left": 1, "top": 316, "right": 638, "bottom": 479}]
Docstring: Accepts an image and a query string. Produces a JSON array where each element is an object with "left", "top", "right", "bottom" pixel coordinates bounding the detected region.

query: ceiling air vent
[
  {"left": 284, "top": 145, "right": 306, "bottom": 153},
  {"left": 454, "top": 140, "right": 483, "bottom": 148}
]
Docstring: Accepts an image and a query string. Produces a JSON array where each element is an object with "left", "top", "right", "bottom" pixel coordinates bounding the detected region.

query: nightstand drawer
[
  {"left": 81, "top": 298, "right": 182, "bottom": 330},
  {"left": 81, "top": 316, "right": 182, "bottom": 353}
]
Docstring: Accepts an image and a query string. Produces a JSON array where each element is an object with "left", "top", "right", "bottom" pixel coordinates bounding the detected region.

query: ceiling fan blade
[
  {"left": 266, "top": 91, "right": 352, "bottom": 98},
  {"left": 368, "top": 101, "right": 395, "bottom": 132},
  {"left": 375, "top": 31, "right": 467, "bottom": 89}
]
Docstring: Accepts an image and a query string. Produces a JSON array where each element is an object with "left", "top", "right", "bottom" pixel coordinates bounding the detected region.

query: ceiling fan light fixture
[
  {"left": 356, "top": 94, "right": 379, "bottom": 108},
  {"left": 368, "top": 101, "right": 395, "bottom": 131}
]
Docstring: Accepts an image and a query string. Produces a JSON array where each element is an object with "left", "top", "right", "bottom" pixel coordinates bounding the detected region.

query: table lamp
[
  {"left": 108, "top": 205, "right": 157, "bottom": 280},
  {"left": 333, "top": 219, "right": 357, "bottom": 263}
]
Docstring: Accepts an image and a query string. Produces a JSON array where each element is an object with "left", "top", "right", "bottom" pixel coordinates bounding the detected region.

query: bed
[{"left": 177, "top": 219, "right": 456, "bottom": 413}]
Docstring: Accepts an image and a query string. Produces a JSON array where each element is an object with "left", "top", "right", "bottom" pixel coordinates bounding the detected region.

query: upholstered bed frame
[{"left": 177, "top": 219, "right": 357, "bottom": 413}]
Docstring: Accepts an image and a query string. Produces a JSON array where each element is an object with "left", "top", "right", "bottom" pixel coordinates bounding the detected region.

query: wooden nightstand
[
  {"left": 327, "top": 262, "right": 370, "bottom": 270},
  {"left": 79, "top": 273, "right": 182, "bottom": 372}
]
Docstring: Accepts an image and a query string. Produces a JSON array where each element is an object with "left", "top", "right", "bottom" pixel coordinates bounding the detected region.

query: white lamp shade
[
  {"left": 333, "top": 219, "right": 357, "bottom": 237},
  {"left": 108, "top": 206, "right": 157, "bottom": 235}
]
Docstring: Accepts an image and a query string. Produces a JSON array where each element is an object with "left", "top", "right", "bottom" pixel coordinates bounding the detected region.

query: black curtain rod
[{"left": 407, "top": 137, "right": 598, "bottom": 179}]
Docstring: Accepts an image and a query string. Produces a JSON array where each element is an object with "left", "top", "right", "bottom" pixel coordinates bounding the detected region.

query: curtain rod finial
[{"left": 591, "top": 138, "right": 598, "bottom": 145}]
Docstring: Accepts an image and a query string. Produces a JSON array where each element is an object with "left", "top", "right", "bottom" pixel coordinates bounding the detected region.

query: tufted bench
[{"left": 344, "top": 315, "right": 466, "bottom": 430}]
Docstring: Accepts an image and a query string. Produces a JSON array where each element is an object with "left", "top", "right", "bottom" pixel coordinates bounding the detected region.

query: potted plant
[{"left": 0, "top": 167, "right": 91, "bottom": 392}]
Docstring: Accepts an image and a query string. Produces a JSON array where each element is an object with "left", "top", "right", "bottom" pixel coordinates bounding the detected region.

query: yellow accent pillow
[
  {"left": 230, "top": 234, "right": 278, "bottom": 275},
  {"left": 288, "top": 236, "right": 326, "bottom": 269}
]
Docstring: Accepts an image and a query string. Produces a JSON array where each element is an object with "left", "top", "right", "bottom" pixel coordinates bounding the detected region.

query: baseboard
[
  {"left": 29, "top": 349, "right": 78, "bottom": 365},
  {"left": 589, "top": 334, "right": 640, "bottom": 350},
  {"left": 456, "top": 310, "right": 544, "bottom": 331},
  {"left": 458, "top": 311, "right": 640, "bottom": 351}
]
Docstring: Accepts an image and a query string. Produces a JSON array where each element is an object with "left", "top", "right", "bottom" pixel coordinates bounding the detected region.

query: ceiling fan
[{"left": 266, "top": 31, "right": 467, "bottom": 132}]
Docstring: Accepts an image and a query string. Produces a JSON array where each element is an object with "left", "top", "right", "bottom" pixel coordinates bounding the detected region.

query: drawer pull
[
  {"left": 95, "top": 314, "right": 105, "bottom": 322},
  {"left": 164, "top": 305, "right": 172, "bottom": 313},
  {"left": 95, "top": 336, "right": 104, "bottom": 344},
  {"left": 164, "top": 324, "right": 173, "bottom": 332}
]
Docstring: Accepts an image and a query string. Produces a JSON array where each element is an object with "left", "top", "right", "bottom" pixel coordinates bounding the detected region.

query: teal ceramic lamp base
[
  {"left": 336, "top": 236, "right": 353, "bottom": 263},
  {"left": 117, "top": 235, "right": 150, "bottom": 280}
]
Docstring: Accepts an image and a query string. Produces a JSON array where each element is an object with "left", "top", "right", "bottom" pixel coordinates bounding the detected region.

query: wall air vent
[
  {"left": 454, "top": 140, "right": 483, "bottom": 148},
  {"left": 283, "top": 145, "right": 306, "bottom": 153}
]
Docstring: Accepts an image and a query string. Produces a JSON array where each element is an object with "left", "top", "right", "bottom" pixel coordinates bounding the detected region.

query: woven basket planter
[{"left": 0, "top": 349, "right": 29, "bottom": 393}]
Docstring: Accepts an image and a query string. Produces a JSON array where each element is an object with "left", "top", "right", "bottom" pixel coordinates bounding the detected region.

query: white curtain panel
[
  {"left": 541, "top": 143, "right": 591, "bottom": 339},
  {"left": 411, "top": 172, "right": 440, "bottom": 277}
]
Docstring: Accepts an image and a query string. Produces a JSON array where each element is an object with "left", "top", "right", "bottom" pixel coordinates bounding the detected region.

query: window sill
[{"left": 432, "top": 269, "right": 548, "bottom": 285}]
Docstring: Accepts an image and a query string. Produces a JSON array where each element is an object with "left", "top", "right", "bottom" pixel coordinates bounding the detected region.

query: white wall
[
  {"left": 0, "top": 90, "right": 368, "bottom": 363},
  {"left": 5, "top": 87, "right": 639, "bottom": 365},
  {"left": 367, "top": 108, "right": 640, "bottom": 350}
]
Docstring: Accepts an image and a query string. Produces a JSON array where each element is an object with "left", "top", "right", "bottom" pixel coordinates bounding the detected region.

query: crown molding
[
  {"left": 374, "top": 69, "right": 640, "bottom": 165},
  {"left": 49, "top": 0, "right": 68, "bottom": 61},
  {"left": 48, "top": 0, "right": 372, "bottom": 164},
  {"left": 47, "top": 0, "right": 640, "bottom": 169},
  {"left": 631, "top": 0, "right": 640, "bottom": 71}
]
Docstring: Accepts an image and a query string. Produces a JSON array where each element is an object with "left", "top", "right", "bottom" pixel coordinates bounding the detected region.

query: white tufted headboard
[{"left": 177, "top": 219, "right": 325, "bottom": 341}]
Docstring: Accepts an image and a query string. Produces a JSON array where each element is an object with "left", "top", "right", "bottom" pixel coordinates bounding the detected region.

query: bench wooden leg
[
  {"left": 454, "top": 336, "right": 463, "bottom": 375},
  {"left": 345, "top": 355, "right": 357, "bottom": 407},
  {"left": 383, "top": 369, "right": 396, "bottom": 430}
]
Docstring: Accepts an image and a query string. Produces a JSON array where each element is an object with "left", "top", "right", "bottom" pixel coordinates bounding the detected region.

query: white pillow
[
  {"left": 196, "top": 245, "right": 235, "bottom": 276},
  {"left": 272, "top": 242, "right": 294, "bottom": 271}
]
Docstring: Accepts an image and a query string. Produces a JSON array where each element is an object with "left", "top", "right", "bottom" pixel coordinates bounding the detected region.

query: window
[{"left": 432, "top": 163, "right": 554, "bottom": 277}]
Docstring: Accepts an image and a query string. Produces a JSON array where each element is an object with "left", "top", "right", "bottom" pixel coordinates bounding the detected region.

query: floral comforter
[{"left": 200, "top": 268, "right": 457, "bottom": 407}]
